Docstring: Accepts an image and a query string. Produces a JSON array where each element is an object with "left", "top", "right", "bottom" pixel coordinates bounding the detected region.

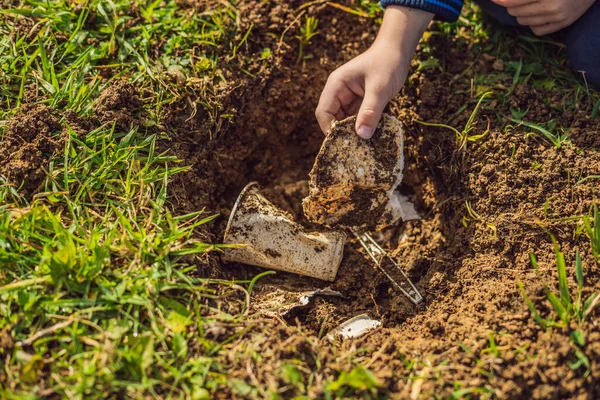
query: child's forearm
[
  {"left": 315, "top": 6, "right": 433, "bottom": 137},
  {"left": 375, "top": 6, "right": 434, "bottom": 69}
]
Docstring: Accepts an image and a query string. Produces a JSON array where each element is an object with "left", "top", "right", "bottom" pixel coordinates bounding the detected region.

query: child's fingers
[
  {"left": 530, "top": 18, "right": 569, "bottom": 35},
  {"left": 316, "top": 100, "right": 340, "bottom": 135},
  {"left": 316, "top": 76, "right": 359, "bottom": 134},
  {"left": 355, "top": 85, "right": 387, "bottom": 139},
  {"left": 507, "top": 2, "right": 555, "bottom": 17},
  {"left": 517, "top": 13, "right": 564, "bottom": 25},
  {"left": 342, "top": 97, "right": 363, "bottom": 116},
  {"left": 492, "top": 0, "right": 537, "bottom": 8}
]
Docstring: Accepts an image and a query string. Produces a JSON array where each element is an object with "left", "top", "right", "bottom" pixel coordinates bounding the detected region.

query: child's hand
[
  {"left": 316, "top": 42, "right": 405, "bottom": 139},
  {"left": 315, "top": 7, "right": 433, "bottom": 139},
  {"left": 493, "top": 0, "right": 596, "bottom": 35}
]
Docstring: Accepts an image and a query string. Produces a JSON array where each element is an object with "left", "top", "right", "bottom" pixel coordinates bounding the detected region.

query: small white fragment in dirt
[
  {"left": 297, "top": 288, "right": 343, "bottom": 307},
  {"left": 326, "top": 314, "right": 381, "bottom": 341},
  {"left": 389, "top": 193, "right": 420, "bottom": 222}
]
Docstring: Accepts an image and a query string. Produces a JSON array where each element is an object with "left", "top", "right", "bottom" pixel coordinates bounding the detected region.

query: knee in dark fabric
[
  {"left": 565, "top": 6, "right": 600, "bottom": 88},
  {"left": 567, "top": 46, "right": 600, "bottom": 89}
]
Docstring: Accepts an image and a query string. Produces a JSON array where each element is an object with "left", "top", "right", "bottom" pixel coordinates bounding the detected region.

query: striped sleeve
[{"left": 380, "top": 0, "right": 463, "bottom": 22}]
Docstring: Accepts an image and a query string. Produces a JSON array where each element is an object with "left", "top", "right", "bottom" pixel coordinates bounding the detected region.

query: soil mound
[
  {"left": 93, "top": 80, "right": 143, "bottom": 129},
  {"left": 0, "top": 104, "right": 62, "bottom": 197}
]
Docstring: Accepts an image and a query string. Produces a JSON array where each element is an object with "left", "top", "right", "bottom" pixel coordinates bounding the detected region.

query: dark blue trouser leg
[
  {"left": 563, "top": 3, "right": 600, "bottom": 88},
  {"left": 474, "top": 0, "right": 600, "bottom": 88}
]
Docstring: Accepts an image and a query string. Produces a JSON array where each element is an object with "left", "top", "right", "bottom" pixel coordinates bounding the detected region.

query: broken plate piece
[
  {"left": 303, "top": 114, "right": 418, "bottom": 231},
  {"left": 326, "top": 314, "right": 381, "bottom": 341},
  {"left": 248, "top": 285, "right": 343, "bottom": 318},
  {"left": 222, "top": 182, "right": 346, "bottom": 281}
]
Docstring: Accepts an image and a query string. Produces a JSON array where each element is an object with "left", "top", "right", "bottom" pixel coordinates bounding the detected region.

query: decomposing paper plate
[
  {"left": 303, "top": 114, "right": 418, "bottom": 230},
  {"left": 249, "top": 284, "right": 343, "bottom": 318}
]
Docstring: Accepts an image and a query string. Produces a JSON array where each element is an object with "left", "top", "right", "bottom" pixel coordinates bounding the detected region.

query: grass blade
[
  {"left": 517, "top": 280, "right": 549, "bottom": 329},
  {"left": 552, "top": 237, "right": 571, "bottom": 309}
]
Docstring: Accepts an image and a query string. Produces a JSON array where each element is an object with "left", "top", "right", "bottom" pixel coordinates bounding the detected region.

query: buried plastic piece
[
  {"left": 248, "top": 285, "right": 344, "bottom": 318},
  {"left": 326, "top": 314, "right": 381, "bottom": 341},
  {"left": 222, "top": 182, "right": 346, "bottom": 281}
]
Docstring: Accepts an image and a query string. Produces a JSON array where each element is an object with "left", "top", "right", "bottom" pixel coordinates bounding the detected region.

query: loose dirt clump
[
  {"left": 93, "top": 80, "right": 143, "bottom": 130},
  {"left": 0, "top": 104, "right": 62, "bottom": 197}
]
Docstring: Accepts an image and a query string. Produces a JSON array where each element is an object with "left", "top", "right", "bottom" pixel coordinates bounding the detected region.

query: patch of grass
[
  {"left": 450, "top": 386, "right": 497, "bottom": 400},
  {"left": 519, "top": 237, "right": 600, "bottom": 328},
  {"left": 326, "top": 365, "right": 382, "bottom": 395},
  {"left": 0, "top": 0, "right": 250, "bottom": 126},
  {"left": 296, "top": 15, "right": 319, "bottom": 64},
  {"left": 415, "top": 91, "right": 492, "bottom": 151},
  {"left": 0, "top": 1, "right": 260, "bottom": 397},
  {"left": 518, "top": 237, "right": 600, "bottom": 377},
  {"left": 582, "top": 204, "right": 600, "bottom": 262},
  {"left": 507, "top": 117, "right": 570, "bottom": 149},
  {"left": 0, "top": 120, "right": 245, "bottom": 397}
]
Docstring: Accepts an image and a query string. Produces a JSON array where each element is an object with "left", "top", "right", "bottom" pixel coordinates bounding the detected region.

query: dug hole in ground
[
  {"left": 163, "top": 2, "right": 600, "bottom": 397},
  {"left": 172, "top": 1, "right": 600, "bottom": 397}
]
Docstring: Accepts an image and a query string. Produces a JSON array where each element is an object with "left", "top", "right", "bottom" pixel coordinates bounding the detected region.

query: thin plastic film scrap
[{"left": 303, "top": 114, "right": 418, "bottom": 230}]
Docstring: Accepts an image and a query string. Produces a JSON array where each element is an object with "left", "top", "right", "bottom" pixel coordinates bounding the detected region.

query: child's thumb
[{"left": 355, "top": 90, "right": 386, "bottom": 139}]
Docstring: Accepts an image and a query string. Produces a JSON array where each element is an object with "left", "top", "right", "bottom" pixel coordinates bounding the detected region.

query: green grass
[
  {"left": 0, "top": 1, "right": 255, "bottom": 398},
  {"left": 518, "top": 237, "right": 600, "bottom": 377},
  {"left": 583, "top": 204, "right": 600, "bottom": 262},
  {"left": 506, "top": 117, "right": 570, "bottom": 149},
  {"left": 0, "top": 121, "right": 244, "bottom": 397},
  {"left": 415, "top": 91, "right": 492, "bottom": 151},
  {"left": 518, "top": 236, "right": 600, "bottom": 329}
]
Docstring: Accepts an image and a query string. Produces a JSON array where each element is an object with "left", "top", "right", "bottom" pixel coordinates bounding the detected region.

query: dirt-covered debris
[{"left": 303, "top": 114, "right": 409, "bottom": 230}]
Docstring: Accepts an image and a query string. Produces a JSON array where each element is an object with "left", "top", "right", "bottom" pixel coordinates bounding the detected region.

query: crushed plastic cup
[{"left": 222, "top": 182, "right": 346, "bottom": 281}]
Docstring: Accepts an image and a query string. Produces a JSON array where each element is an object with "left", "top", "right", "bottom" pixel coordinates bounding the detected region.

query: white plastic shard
[
  {"left": 298, "top": 288, "right": 343, "bottom": 306},
  {"left": 222, "top": 182, "right": 347, "bottom": 281},
  {"left": 326, "top": 314, "right": 382, "bottom": 341},
  {"left": 303, "top": 114, "right": 418, "bottom": 230}
]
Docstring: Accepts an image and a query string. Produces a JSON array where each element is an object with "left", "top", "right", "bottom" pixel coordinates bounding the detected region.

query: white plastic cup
[{"left": 222, "top": 182, "right": 346, "bottom": 281}]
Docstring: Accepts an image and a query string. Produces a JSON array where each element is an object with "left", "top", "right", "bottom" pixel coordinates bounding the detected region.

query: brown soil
[
  {"left": 93, "top": 80, "right": 143, "bottom": 130},
  {"left": 0, "top": 104, "right": 62, "bottom": 197},
  {"left": 165, "top": 1, "right": 600, "bottom": 397}
]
